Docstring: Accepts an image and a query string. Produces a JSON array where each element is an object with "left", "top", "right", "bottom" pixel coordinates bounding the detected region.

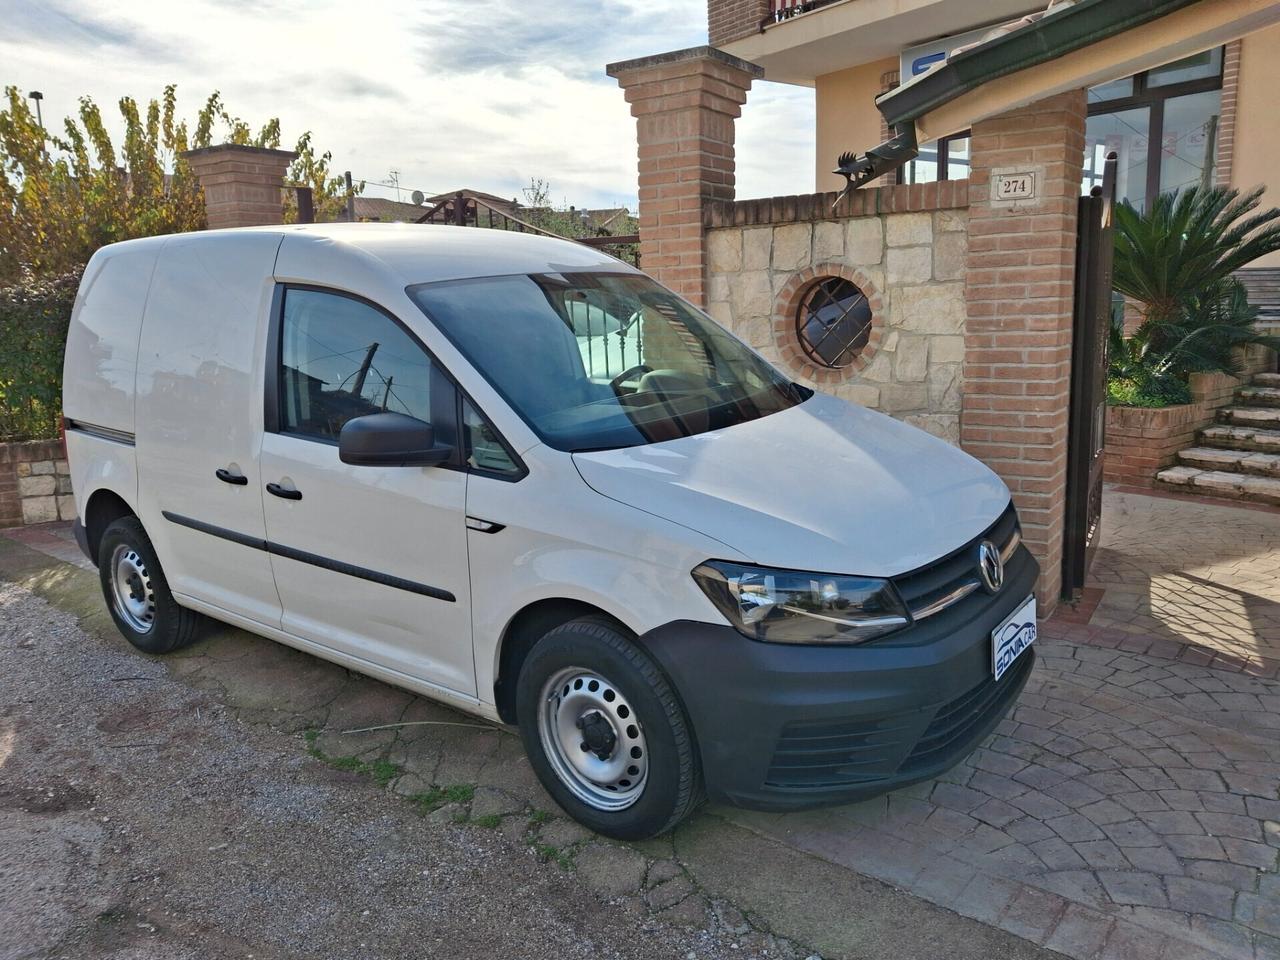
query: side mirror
[{"left": 338, "top": 412, "right": 451, "bottom": 467}]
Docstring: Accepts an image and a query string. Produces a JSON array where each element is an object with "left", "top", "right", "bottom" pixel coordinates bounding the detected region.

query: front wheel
[
  {"left": 98, "top": 516, "right": 205, "bottom": 655},
  {"left": 516, "top": 618, "right": 702, "bottom": 840}
]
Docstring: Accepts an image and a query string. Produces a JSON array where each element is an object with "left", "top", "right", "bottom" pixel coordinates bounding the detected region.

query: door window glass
[
  {"left": 279, "top": 289, "right": 434, "bottom": 440},
  {"left": 1084, "top": 108, "right": 1149, "bottom": 207},
  {"left": 946, "top": 135, "right": 970, "bottom": 180},
  {"left": 1159, "top": 90, "right": 1221, "bottom": 195}
]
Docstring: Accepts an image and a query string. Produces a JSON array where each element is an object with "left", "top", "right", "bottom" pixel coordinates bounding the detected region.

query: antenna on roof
[{"left": 411, "top": 189, "right": 424, "bottom": 206}]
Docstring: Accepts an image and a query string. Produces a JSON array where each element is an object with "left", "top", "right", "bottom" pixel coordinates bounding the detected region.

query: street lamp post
[{"left": 27, "top": 91, "right": 44, "bottom": 129}]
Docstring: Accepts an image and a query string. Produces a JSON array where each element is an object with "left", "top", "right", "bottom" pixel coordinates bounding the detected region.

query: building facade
[{"left": 711, "top": 0, "right": 1280, "bottom": 266}]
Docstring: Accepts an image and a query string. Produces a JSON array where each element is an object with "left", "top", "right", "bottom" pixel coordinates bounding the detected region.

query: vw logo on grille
[{"left": 978, "top": 539, "right": 1004, "bottom": 594}]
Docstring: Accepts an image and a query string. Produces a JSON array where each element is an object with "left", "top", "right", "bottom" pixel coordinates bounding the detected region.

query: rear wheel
[
  {"left": 516, "top": 617, "right": 701, "bottom": 840},
  {"left": 98, "top": 516, "right": 205, "bottom": 654}
]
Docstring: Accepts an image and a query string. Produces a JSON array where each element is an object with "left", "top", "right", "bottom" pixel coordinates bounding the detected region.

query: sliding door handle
[
  {"left": 266, "top": 482, "right": 302, "bottom": 501},
  {"left": 215, "top": 467, "right": 248, "bottom": 486}
]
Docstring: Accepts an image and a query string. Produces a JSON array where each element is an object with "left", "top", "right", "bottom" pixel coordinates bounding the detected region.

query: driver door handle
[
  {"left": 215, "top": 467, "right": 248, "bottom": 486},
  {"left": 266, "top": 482, "right": 302, "bottom": 501}
]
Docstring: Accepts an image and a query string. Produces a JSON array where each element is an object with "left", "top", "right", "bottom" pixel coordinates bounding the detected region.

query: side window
[
  {"left": 462, "top": 399, "right": 520, "bottom": 476},
  {"left": 279, "top": 288, "right": 434, "bottom": 441}
]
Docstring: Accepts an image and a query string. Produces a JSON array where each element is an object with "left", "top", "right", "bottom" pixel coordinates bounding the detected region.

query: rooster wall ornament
[{"left": 832, "top": 122, "right": 919, "bottom": 209}]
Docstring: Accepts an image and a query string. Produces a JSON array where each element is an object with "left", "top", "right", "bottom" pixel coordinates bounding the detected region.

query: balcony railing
[{"left": 768, "top": 0, "right": 846, "bottom": 25}]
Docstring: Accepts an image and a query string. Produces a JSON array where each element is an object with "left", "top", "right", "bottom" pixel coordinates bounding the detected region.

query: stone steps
[
  {"left": 1217, "top": 405, "right": 1280, "bottom": 428},
  {"left": 1176, "top": 445, "right": 1280, "bottom": 476},
  {"left": 1199, "top": 423, "right": 1280, "bottom": 453},
  {"left": 1155, "top": 466, "right": 1280, "bottom": 504},
  {"left": 1235, "top": 385, "right": 1280, "bottom": 407},
  {"left": 1155, "top": 372, "right": 1280, "bottom": 505}
]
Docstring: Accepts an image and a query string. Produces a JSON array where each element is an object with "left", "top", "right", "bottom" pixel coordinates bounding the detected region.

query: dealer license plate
[{"left": 992, "top": 594, "right": 1037, "bottom": 681}]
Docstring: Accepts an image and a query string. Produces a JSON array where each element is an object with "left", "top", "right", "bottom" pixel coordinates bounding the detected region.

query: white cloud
[{"left": 1, "top": 0, "right": 815, "bottom": 208}]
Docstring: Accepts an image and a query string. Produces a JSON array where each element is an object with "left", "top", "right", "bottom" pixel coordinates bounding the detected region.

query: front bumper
[{"left": 639, "top": 546, "right": 1039, "bottom": 810}]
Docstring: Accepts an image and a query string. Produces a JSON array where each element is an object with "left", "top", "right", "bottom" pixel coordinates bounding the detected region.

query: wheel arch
[
  {"left": 83, "top": 488, "right": 138, "bottom": 565},
  {"left": 492, "top": 598, "right": 632, "bottom": 724}
]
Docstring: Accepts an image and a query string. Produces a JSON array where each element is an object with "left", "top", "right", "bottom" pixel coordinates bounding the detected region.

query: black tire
[
  {"left": 516, "top": 617, "right": 702, "bottom": 840},
  {"left": 98, "top": 516, "right": 205, "bottom": 654}
]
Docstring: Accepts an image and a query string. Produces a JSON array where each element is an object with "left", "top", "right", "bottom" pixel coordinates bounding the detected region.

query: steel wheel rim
[
  {"left": 109, "top": 543, "right": 156, "bottom": 634},
  {"left": 538, "top": 667, "right": 648, "bottom": 811}
]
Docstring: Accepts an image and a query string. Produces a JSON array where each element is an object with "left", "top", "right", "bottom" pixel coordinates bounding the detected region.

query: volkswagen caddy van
[{"left": 63, "top": 223, "right": 1038, "bottom": 839}]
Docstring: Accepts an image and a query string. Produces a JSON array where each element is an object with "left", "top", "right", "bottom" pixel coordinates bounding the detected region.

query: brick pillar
[
  {"left": 180, "top": 144, "right": 297, "bottom": 229},
  {"left": 607, "top": 47, "right": 763, "bottom": 307},
  {"left": 961, "top": 90, "right": 1087, "bottom": 613},
  {"left": 1216, "top": 40, "right": 1242, "bottom": 187}
]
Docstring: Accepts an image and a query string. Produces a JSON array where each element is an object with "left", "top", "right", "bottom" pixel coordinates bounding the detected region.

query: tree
[
  {"left": 0, "top": 85, "right": 357, "bottom": 281},
  {"left": 283, "top": 132, "right": 362, "bottom": 224}
]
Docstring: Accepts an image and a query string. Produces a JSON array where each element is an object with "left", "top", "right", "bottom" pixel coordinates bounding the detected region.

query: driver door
[{"left": 259, "top": 286, "right": 475, "bottom": 697}]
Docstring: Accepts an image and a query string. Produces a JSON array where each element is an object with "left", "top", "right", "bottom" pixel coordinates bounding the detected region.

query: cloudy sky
[{"left": 2, "top": 0, "right": 815, "bottom": 210}]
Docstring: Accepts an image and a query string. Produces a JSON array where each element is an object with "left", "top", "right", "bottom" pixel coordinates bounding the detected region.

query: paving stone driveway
[{"left": 5, "top": 486, "right": 1279, "bottom": 960}]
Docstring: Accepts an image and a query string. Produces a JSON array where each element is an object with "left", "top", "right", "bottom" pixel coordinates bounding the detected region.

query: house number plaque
[{"left": 994, "top": 172, "right": 1036, "bottom": 201}]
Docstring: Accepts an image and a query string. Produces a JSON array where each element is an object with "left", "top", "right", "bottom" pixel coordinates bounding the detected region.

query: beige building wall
[
  {"left": 814, "top": 58, "right": 897, "bottom": 193},
  {"left": 1232, "top": 23, "right": 1280, "bottom": 268}
]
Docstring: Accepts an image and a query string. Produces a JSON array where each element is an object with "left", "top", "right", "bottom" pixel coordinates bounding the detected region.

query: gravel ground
[{"left": 0, "top": 581, "right": 801, "bottom": 960}]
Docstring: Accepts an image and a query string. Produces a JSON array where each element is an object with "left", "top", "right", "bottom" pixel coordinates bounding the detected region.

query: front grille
[
  {"left": 764, "top": 648, "right": 1034, "bottom": 790},
  {"left": 899, "top": 649, "right": 1033, "bottom": 776},
  {"left": 893, "top": 505, "right": 1020, "bottom": 620}
]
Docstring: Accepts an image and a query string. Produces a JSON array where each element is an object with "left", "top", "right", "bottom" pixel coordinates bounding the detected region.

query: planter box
[
  {"left": 1103, "top": 371, "right": 1239, "bottom": 487},
  {"left": 0, "top": 437, "right": 72, "bottom": 527}
]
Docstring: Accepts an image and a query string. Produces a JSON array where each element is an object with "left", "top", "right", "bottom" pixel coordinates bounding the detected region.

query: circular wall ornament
[{"left": 772, "top": 263, "right": 884, "bottom": 383}]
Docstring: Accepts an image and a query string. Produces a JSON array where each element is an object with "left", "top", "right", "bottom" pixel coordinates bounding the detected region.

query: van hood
[{"left": 572, "top": 393, "right": 1011, "bottom": 577}]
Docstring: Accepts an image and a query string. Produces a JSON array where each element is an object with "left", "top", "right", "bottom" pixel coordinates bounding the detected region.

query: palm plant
[
  {"left": 1108, "top": 185, "right": 1280, "bottom": 404},
  {"left": 1114, "top": 184, "right": 1280, "bottom": 329}
]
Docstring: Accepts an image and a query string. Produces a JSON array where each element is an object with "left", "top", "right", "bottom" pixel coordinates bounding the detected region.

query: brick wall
[
  {"left": 703, "top": 181, "right": 969, "bottom": 441},
  {"left": 962, "top": 90, "right": 1087, "bottom": 611},
  {"left": 708, "top": 0, "right": 769, "bottom": 45},
  {"left": 607, "top": 47, "right": 764, "bottom": 308},
  {"left": 0, "top": 438, "right": 72, "bottom": 527},
  {"left": 1104, "top": 372, "right": 1245, "bottom": 486}
]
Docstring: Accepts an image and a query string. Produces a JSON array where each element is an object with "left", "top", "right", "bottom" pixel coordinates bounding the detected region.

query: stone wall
[
  {"left": 703, "top": 186, "right": 969, "bottom": 442},
  {"left": 1104, "top": 372, "right": 1242, "bottom": 487},
  {"left": 0, "top": 438, "right": 73, "bottom": 527}
]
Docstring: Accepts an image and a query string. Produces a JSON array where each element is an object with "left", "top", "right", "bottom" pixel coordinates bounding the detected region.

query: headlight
[{"left": 691, "top": 561, "right": 910, "bottom": 645}]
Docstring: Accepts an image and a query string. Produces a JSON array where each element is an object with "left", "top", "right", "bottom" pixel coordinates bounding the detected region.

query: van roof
[{"left": 95, "top": 222, "right": 639, "bottom": 285}]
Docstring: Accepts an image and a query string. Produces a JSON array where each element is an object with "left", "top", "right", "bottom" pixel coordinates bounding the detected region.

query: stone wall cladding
[
  {"left": 707, "top": 0, "right": 769, "bottom": 46},
  {"left": 1104, "top": 372, "right": 1241, "bottom": 486},
  {"left": 0, "top": 438, "right": 72, "bottom": 527},
  {"left": 704, "top": 182, "right": 969, "bottom": 442}
]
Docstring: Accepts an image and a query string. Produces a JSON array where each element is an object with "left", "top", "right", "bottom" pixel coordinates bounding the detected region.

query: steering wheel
[{"left": 610, "top": 364, "right": 652, "bottom": 394}]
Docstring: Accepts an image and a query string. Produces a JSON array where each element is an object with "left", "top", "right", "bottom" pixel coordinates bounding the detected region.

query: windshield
[{"left": 409, "top": 273, "right": 808, "bottom": 452}]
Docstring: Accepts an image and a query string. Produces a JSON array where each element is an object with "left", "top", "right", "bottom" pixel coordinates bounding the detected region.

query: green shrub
[
  {"left": 1106, "top": 376, "right": 1191, "bottom": 408},
  {"left": 0, "top": 270, "right": 79, "bottom": 441}
]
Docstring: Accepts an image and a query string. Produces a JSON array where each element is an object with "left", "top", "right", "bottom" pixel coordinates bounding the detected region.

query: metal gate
[{"left": 1062, "top": 152, "right": 1117, "bottom": 600}]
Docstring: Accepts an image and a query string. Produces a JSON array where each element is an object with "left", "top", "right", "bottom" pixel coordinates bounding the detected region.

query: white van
[{"left": 64, "top": 224, "right": 1038, "bottom": 839}]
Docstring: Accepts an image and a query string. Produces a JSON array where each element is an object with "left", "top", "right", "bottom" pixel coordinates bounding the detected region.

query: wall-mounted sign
[
  {"left": 899, "top": 22, "right": 1004, "bottom": 81},
  {"left": 994, "top": 172, "right": 1037, "bottom": 202}
]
